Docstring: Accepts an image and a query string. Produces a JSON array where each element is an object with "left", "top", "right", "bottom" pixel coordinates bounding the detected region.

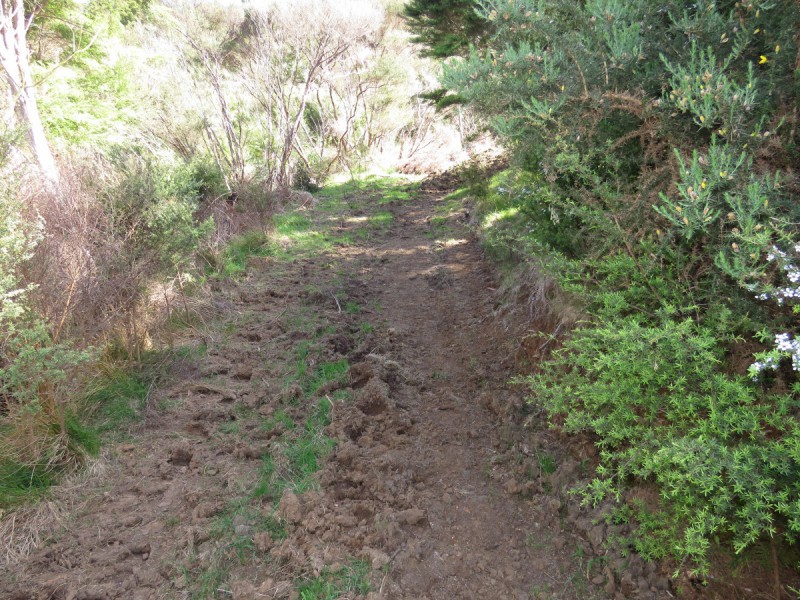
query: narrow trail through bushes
[{"left": 2, "top": 179, "right": 622, "bottom": 599}]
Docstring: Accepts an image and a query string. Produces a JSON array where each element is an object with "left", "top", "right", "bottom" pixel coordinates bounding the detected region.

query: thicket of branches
[{"left": 0, "top": 0, "right": 458, "bottom": 507}]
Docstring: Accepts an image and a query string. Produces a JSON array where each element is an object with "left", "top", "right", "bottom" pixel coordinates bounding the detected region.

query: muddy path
[{"left": 1, "top": 179, "right": 619, "bottom": 599}]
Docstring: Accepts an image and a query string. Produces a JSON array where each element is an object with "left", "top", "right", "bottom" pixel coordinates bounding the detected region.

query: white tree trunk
[{"left": 0, "top": 0, "right": 59, "bottom": 187}]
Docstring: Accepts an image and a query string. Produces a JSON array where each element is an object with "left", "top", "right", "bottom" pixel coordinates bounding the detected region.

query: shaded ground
[{"left": 1, "top": 177, "right": 664, "bottom": 599}]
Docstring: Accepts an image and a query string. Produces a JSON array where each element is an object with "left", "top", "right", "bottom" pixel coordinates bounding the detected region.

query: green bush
[
  {"left": 0, "top": 190, "right": 97, "bottom": 507},
  {"left": 431, "top": 0, "right": 800, "bottom": 573},
  {"left": 101, "top": 148, "right": 214, "bottom": 278},
  {"left": 0, "top": 193, "right": 41, "bottom": 330},
  {"left": 526, "top": 317, "right": 800, "bottom": 570}
]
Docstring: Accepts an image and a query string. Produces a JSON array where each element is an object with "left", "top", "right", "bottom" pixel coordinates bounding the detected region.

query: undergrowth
[
  {"left": 471, "top": 163, "right": 800, "bottom": 576},
  {"left": 430, "top": 0, "right": 800, "bottom": 580}
]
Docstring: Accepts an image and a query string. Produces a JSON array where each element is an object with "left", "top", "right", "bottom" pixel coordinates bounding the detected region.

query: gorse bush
[
  {"left": 420, "top": 0, "right": 800, "bottom": 573},
  {"left": 531, "top": 317, "right": 800, "bottom": 565},
  {"left": 100, "top": 149, "right": 213, "bottom": 279}
]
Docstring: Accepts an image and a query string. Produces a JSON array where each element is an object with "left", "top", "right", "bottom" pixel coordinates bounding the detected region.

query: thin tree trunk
[{"left": 0, "top": 0, "right": 59, "bottom": 187}]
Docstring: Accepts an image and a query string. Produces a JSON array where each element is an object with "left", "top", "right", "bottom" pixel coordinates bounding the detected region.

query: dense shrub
[
  {"left": 434, "top": 0, "right": 800, "bottom": 573},
  {"left": 530, "top": 317, "right": 800, "bottom": 567},
  {"left": 0, "top": 185, "right": 96, "bottom": 499}
]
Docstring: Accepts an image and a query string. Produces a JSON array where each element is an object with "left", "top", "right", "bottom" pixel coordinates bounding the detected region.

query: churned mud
[{"left": 1, "top": 177, "right": 675, "bottom": 600}]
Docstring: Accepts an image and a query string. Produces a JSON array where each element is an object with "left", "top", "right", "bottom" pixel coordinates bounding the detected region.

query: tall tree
[
  {"left": 402, "top": 0, "right": 488, "bottom": 58},
  {"left": 0, "top": 0, "right": 59, "bottom": 186}
]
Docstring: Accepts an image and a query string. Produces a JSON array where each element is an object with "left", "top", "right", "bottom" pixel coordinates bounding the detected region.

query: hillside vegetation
[
  {"left": 407, "top": 0, "right": 800, "bottom": 577},
  {"left": 0, "top": 0, "right": 462, "bottom": 511}
]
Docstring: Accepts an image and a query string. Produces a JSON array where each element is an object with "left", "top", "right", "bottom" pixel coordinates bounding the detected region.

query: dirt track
[{"left": 1, "top": 180, "right": 617, "bottom": 599}]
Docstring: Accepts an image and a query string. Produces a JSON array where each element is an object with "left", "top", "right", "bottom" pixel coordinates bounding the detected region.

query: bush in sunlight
[{"left": 435, "top": 0, "right": 800, "bottom": 575}]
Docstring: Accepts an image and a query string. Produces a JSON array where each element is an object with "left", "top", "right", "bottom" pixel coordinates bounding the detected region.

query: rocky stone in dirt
[
  {"left": 169, "top": 444, "right": 193, "bottom": 466},
  {"left": 277, "top": 490, "right": 304, "bottom": 524},
  {"left": 355, "top": 377, "right": 391, "bottom": 416},
  {"left": 604, "top": 567, "right": 617, "bottom": 595},
  {"left": 396, "top": 508, "right": 426, "bottom": 526},
  {"left": 588, "top": 524, "right": 605, "bottom": 551}
]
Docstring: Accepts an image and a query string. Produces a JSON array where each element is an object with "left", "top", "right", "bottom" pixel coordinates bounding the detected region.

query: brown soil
[{"left": 1, "top": 181, "right": 674, "bottom": 600}]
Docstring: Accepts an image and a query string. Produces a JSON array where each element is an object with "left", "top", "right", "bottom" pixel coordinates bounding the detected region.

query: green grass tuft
[
  {"left": 296, "top": 560, "right": 372, "bottom": 599},
  {"left": 85, "top": 369, "right": 149, "bottom": 434},
  {"left": 0, "top": 461, "right": 55, "bottom": 508},
  {"left": 218, "top": 230, "right": 274, "bottom": 277}
]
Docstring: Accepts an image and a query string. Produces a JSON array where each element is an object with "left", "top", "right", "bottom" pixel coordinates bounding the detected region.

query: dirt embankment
[{"left": 1, "top": 179, "right": 675, "bottom": 600}]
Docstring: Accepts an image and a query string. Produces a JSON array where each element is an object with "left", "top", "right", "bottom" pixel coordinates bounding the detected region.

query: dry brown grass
[
  {"left": 22, "top": 158, "right": 251, "bottom": 357},
  {"left": 497, "top": 264, "right": 583, "bottom": 366},
  {"left": 0, "top": 457, "right": 110, "bottom": 567}
]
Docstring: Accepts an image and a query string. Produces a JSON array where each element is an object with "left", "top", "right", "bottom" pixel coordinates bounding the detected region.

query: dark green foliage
[
  {"left": 403, "top": 0, "right": 489, "bottom": 57},
  {"left": 448, "top": 0, "right": 800, "bottom": 573},
  {"left": 528, "top": 318, "right": 800, "bottom": 567},
  {"left": 101, "top": 148, "right": 214, "bottom": 278}
]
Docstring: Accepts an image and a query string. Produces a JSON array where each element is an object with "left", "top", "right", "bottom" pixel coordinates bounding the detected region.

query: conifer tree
[{"left": 402, "top": 0, "right": 488, "bottom": 57}]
